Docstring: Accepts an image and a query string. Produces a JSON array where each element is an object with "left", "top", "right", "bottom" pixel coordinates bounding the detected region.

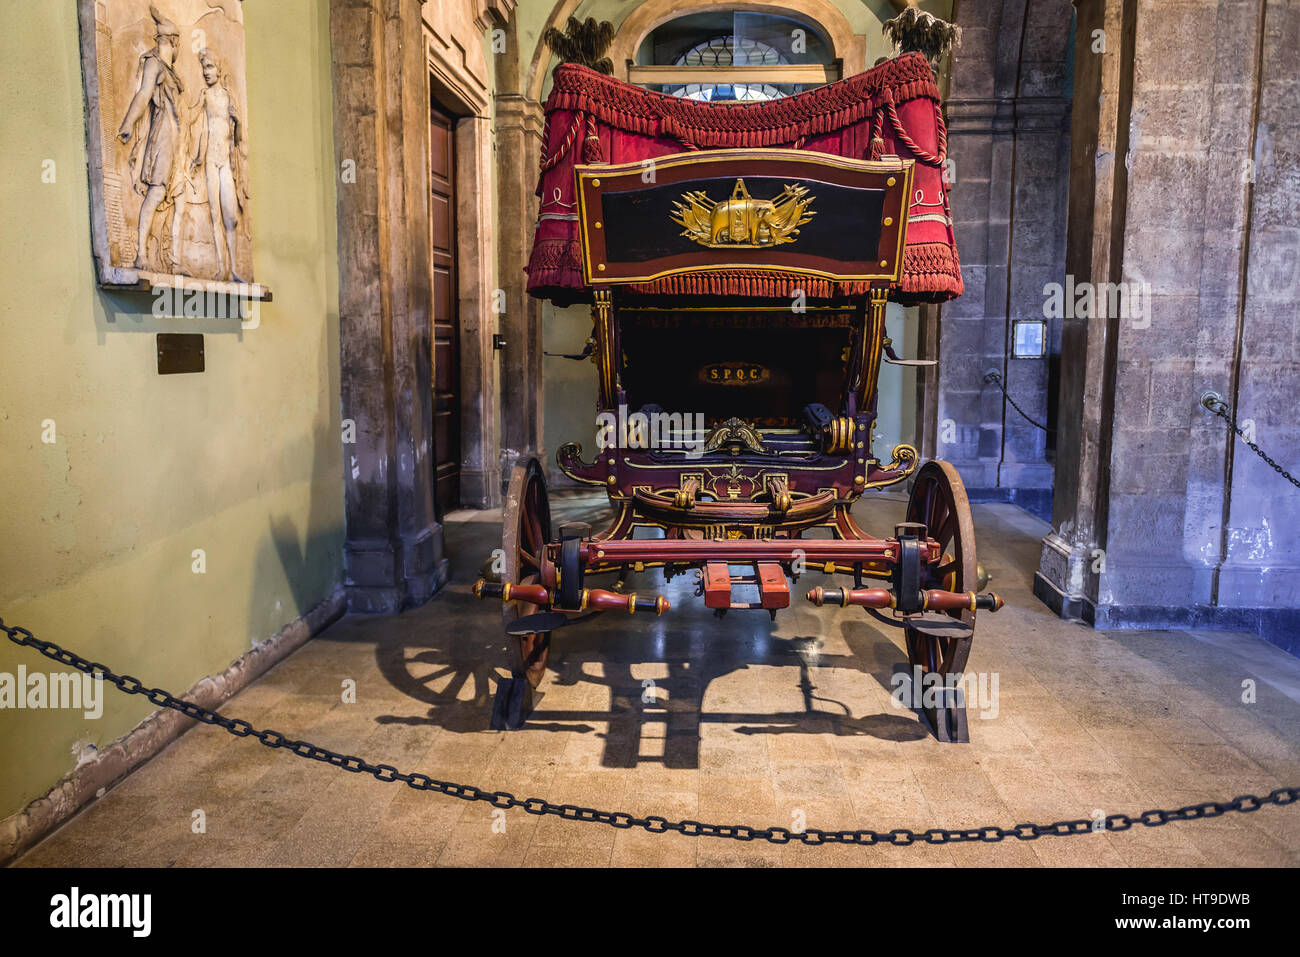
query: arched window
[{"left": 632, "top": 10, "right": 836, "bottom": 102}]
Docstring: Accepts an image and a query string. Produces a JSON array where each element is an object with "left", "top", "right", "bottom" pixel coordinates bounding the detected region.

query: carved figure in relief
[
  {"left": 117, "top": 4, "right": 186, "bottom": 272},
  {"left": 191, "top": 49, "right": 248, "bottom": 282}
]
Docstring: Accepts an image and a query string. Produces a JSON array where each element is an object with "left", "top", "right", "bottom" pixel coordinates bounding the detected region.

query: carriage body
[
  {"left": 474, "top": 55, "right": 1003, "bottom": 741},
  {"left": 556, "top": 149, "right": 919, "bottom": 526}
]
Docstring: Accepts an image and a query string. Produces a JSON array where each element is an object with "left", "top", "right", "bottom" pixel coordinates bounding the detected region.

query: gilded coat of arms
[{"left": 671, "top": 179, "right": 815, "bottom": 249}]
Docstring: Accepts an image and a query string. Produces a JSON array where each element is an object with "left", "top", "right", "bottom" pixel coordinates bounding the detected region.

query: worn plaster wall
[{"left": 0, "top": 1, "right": 344, "bottom": 818}]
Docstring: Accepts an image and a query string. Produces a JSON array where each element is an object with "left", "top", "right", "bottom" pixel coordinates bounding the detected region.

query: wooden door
[{"left": 430, "top": 100, "right": 460, "bottom": 514}]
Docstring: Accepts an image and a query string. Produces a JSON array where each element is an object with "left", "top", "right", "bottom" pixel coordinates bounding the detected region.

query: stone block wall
[
  {"left": 1038, "top": 0, "right": 1300, "bottom": 654},
  {"left": 944, "top": 0, "right": 1074, "bottom": 514}
]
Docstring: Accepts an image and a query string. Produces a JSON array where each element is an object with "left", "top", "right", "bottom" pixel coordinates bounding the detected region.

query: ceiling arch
[{"left": 525, "top": 0, "right": 872, "bottom": 103}]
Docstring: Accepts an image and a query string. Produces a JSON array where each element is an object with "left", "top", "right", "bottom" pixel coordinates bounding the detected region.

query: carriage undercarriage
[{"left": 476, "top": 450, "right": 1001, "bottom": 743}]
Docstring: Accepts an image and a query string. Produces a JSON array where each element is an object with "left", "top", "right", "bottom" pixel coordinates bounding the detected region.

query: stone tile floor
[{"left": 14, "top": 492, "right": 1300, "bottom": 867}]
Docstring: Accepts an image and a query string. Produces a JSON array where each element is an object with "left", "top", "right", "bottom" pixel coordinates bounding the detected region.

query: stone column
[
  {"left": 1035, "top": 0, "right": 1134, "bottom": 621},
  {"left": 495, "top": 86, "right": 546, "bottom": 489},
  {"left": 1222, "top": 0, "right": 1300, "bottom": 651},
  {"left": 331, "top": 0, "right": 449, "bottom": 612},
  {"left": 1040, "top": 0, "right": 1300, "bottom": 652},
  {"left": 1095, "top": 0, "right": 1299, "bottom": 645},
  {"left": 1090, "top": 0, "right": 1257, "bottom": 623}
]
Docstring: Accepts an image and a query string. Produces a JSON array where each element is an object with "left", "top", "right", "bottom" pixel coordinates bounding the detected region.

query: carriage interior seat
[{"left": 619, "top": 305, "right": 860, "bottom": 463}]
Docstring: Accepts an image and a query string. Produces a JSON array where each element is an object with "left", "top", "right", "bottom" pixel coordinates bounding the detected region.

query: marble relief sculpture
[
  {"left": 79, "top": 0, "right": 261, "bottom": 293},
  {"left": 118, "top": 5, "right": 186, "bottom": 273},
  {"left": 193, "top": 49, "right": 248, "bottom": 282}
]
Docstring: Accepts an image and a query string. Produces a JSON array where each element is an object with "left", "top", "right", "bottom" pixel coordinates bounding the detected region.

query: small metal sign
[
  {"left": 1012, "top": 319, "right": 1047, "bottom": 359},
  {"left": 157, "top": 333, "right": 205, "bottom": 374}
]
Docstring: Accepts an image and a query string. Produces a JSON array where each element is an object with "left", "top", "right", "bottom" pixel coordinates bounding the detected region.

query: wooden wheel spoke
[
  {"left": 935, "top": 494, "right": 956, "bottom": 530},
  {"left": 935, "top": 514, "right": 957, "bottom": 551},
  {"left": 911, "top": 481, "right": 928, "bottom": 525}
]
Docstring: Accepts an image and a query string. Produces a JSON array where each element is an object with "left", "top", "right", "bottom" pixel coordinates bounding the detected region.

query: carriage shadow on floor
[{"left": 369, "top": 491, "right": 935, "bottom": 768}]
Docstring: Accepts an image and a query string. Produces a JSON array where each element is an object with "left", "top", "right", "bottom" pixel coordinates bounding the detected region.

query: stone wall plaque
[{"left": 78, "top": 1, "right": 269, "bottom": 300}]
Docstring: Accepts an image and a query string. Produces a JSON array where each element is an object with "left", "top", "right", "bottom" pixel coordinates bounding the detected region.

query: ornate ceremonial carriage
[{"left": 474, "top": 52, "right": 1003, "bottom": 742}]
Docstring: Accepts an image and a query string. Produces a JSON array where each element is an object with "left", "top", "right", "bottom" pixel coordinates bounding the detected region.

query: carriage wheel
[
  {"left": 904, "top": 460, "right": 977, "bottom": 742},
  {"left": 502, "top": 458, "right": 553, "bottom": 688}
]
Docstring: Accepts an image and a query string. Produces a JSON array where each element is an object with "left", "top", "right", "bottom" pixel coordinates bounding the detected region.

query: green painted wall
[{"left": 0, "top": 1, "right": 344, "bottom": 819}]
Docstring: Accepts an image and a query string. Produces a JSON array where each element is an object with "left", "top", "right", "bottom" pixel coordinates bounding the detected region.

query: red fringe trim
[
  {"left": 527, "top": 238, "right": 583, "bottom": 271},
  {"left": 897, "top": 242, "right": 964, "bottom": 303},
  {"left": 625, "top": 245, "right": 962, "bottom": 302},
  {"left": 527, "top": 243, "right": 963, "bottom": 305},
  {"left": 626, "top": 272, "right": 865, "bottom": 299},
  {"left": 545, "top": 53, "right": 940, "bottom": 149}
]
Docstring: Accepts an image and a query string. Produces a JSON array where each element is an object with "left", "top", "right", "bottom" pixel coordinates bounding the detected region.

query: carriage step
[
  {"left": 904, "top": 613, "right": 974, "bottom": 640},
  {"left": 505, "top": 612, "right": 569, "bottom": 637},
  {"left": 702, "top": 561, "right": 790, "bottom": 610},
  {"left": 757, "top": 563, "right": 790, "bottom": 609}
]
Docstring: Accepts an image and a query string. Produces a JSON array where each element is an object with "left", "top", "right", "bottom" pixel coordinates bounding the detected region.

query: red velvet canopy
[{"left": 526, "top": 52, "right": 962, "bottom": 305}]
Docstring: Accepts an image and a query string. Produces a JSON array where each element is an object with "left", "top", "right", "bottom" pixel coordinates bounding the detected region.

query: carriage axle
[
  {"left": 475, "top": 572, "right": 1001, "bottom": 617},
  {"left": 806, "top": 585, "right": 1004, "bottom": 613}
]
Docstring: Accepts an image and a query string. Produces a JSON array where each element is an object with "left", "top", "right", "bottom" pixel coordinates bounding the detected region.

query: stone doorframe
[
  {"left": 423, "top": 1, "right": 510, "bottom": 509},
  {"left": 329, "top": 0, "right": 448, "bottom": 613}
]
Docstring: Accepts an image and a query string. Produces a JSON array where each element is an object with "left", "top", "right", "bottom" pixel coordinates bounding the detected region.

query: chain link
[
  {"left": 4, "top": 619, "right": 1297, "bottom": 847},
  {"left": 1202, "top": 393, "right": 1300, "bottom": 490},
  {"left": 984, "top": 371, "right": 1054, "bottom": 433}
]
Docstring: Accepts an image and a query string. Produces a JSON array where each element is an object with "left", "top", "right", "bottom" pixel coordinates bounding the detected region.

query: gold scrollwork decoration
[
  {"left": 703, "top": 417, "right": 769, "bottom": 455},
  {"left": 556, "top": 442, "right": 606, "bottom": 486},
  {"left": 861, "top": 444, "right": 920, "bottom": 491}
]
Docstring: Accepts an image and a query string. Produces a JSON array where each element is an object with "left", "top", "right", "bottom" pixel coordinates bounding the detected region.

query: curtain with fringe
[{"left": 527, "top": 52, "right": 962, "bottom": 305}]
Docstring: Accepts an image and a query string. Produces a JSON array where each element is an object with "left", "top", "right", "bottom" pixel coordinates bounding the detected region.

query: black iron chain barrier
[
  {"left": 4, "top": 619, "right": 1298, "bottom": 847},
  {"left": 985, "top": 371, "right": 1054, "bottom": 433},
  {"left": 1201, "top": 392, "right": 1300, "bottom": 490}
]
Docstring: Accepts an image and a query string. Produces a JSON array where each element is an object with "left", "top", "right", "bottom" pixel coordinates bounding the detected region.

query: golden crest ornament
[{"left": 671, "top": 179, "right": 816, "bottom": 248}]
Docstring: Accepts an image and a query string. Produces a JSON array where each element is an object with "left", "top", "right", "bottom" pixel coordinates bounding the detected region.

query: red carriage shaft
[
  {"left": 580, "top": 538, "right": 938, "bottom": 568},
  {"left": 473, "top": 579, "right": 669, "bottom": 616}
]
